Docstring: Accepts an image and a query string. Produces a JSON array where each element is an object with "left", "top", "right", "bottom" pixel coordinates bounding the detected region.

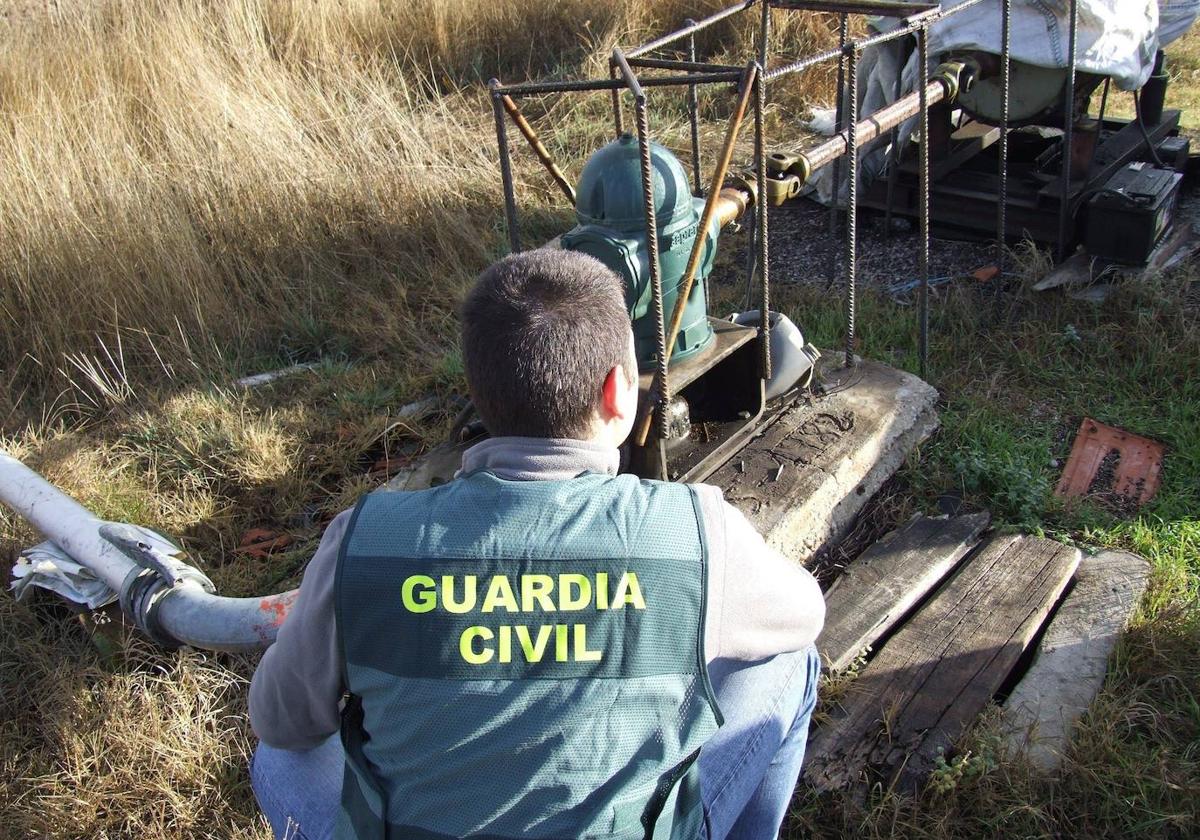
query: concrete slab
[
  {"left": 999, "top": 549, "right": 1151, "bottom": 771},
  {"left": 707, "top": 354, "right": 939, "bottom": 565}
]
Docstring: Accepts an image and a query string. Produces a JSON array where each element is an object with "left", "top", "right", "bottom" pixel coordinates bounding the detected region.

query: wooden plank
[
  {"left": 1000, "top": 550, "right": 1150, "bottom": 770},
  {"left": 820, "top": 513, "right": 991, "bottom": 673},
  {"left": 804, "top": 534, "right": 1080, "bottom": 792}
]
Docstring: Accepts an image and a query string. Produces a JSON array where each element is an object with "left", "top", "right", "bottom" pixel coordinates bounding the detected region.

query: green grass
[{"left": 748, "top": 267, "right": 1200, "bottom": 838}]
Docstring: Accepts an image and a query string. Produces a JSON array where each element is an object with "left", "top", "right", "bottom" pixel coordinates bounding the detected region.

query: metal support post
[
  {"left": 686, "top": 21, "right": 703, "bottom": 193},
  {"left": 997, "top": 0, "right": 1011, "bottom": 267},
  {"left": 489, "top": 80, "right": 520, "bottom": 253},
  {"left": 829, "top": 13, "right": 850, "bottom": 287},
  {"left": 754, "top": 67, "right": 772, "bottom": 380},
  {"left": 615, "top": 49, "right": 670, "bottom": 440},
  {"left": 758, "top": 0, "right": 772, "bottom": 67},
  {"left": 610, "top": 61, "right": 625, "bottom": 136},
  {"left": 917, "top": 27, "right": 930, "bottom": 377},
  {"left": 845, "top": 43, "right": 860, "bottom": 368},
  {"left": 1057, "top": 0, "right": 1078, "bottom": 261}
]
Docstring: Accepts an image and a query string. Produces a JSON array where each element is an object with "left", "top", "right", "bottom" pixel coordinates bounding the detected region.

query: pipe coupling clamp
[
  {"left": 120, "top": 564, "right": 215, "bottom": 649},
  {"left": 103, "top": 523, "right": 216, "bottom": 649}
]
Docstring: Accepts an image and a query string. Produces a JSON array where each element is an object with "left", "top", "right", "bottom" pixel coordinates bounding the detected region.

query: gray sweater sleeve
[
  {"left": 249, "top": 509, "right": 352, "bottom": 750},
  {"left": 696, "top": 484, "right": 825, "bottom": 662}
]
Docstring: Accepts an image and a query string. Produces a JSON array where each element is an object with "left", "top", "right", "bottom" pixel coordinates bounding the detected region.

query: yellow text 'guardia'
[{"left": 401, "top": 572, "right": 646, "bottom": 665}]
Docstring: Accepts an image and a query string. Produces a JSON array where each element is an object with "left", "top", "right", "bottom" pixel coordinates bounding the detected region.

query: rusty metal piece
[
  {"left": 1069, "top": 117, "right": 1100, "bottom": 177},
  {"left": 500, "top": 95, "right": 576, "bottom": 205},
  {"left": 1055, "top": 418, "right": 1165, "bottom": 510},
  {"left": 627, "top": 0, "right": 757, "bottom": 59},
  {"left": 770, "top": 0, "right": 938, "bottom": 16},
  {"left": 635, "top": 61, "right": 759, "bottom": 447},
  {"left": 489, "top": 80, "right": 520, "bottom": 252}
]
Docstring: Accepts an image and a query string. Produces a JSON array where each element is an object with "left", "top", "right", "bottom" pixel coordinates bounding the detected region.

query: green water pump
[{"left": 561, "top": 134, "right": 721, "bottom": 369}]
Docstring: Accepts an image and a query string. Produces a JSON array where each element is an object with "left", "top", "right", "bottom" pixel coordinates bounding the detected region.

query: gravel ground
[
  {"left": 715, "top": 176, "right": 1199, "bottom": 299},
  {"left": 716, "top": 196, "right": 1006, "bottom": 300}
]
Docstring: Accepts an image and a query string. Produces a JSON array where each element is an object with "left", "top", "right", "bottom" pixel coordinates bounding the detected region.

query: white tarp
[{"left": 811, "top": 0, "right": 1199, "bottom": 201}]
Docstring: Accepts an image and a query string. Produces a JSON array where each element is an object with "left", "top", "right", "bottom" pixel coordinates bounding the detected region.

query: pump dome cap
[{"left": 574, "top": 133, "right": 696, "bottom": 230}]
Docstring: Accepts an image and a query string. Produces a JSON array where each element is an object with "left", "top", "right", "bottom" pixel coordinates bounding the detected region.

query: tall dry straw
[{"left": 0, "top": 0, "right": 840, "bottom": 428}]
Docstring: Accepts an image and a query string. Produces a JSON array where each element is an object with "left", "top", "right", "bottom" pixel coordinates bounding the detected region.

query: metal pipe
[
  {"left": 609, "top": 62, "right": 625, "bottom": 136},
  {"left": 0, "top": 450, "right": 296, "bottom": 652},
  {"left": 631, "top": 100, "right": 671, "bottom": 441},
  {"left": 765, "top": 0, "right": 984, "bottom": 81},
  {"left": 635, "top": 62, "right": 759, "bottom": 447},
  {"left": 770, "top": 0, "right": 938, "bottom": 15},
  {"left": 758, "top": 0, "right": 771, "bottom": 68},
  {"left": 805, "top": 74, "right": 951, "bottom": 181},
  {"left": 613, "top": 49, "right": 645, "bottom": 99},
  {"left": 1058, "top": 0, "right": 1078, "bottom": 261},
  {"left": 997, "top": 0, "right": 1011, "bottom": 264},
  {"left": 628, "top": 0, "right": 758, "bottom": 59},
  {"left": 490, "top": 80, "right": 520, "bottom": 252},
  {"left": 500, "top": 94, "right": 576, "bottom": 205}
]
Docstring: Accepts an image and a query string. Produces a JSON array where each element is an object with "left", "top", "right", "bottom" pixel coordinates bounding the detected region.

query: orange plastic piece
[
  {"left": 236, "top": 528, "right": 295, "bottom": 558},
  {"left": 972, "top": 265, "right": 1000, "bottom": 283},
  {"left": 1054, "top": 418, "right": 1164, "bottom": 509}
]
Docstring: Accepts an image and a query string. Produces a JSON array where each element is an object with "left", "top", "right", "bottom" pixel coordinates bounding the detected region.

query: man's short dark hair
[{"left": 461, "top": 249, "right": 634, "bottom": 438}]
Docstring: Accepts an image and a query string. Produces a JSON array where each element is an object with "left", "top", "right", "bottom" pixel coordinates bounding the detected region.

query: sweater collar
[{"left": 459, "top": 437, "right": 621, "bottom": 481}]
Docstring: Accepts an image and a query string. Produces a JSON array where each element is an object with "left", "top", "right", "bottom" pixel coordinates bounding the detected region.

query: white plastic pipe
[
  {"left": 0, "top": 449, "right": 298, "bottom": 652},
  {"left": 0, "top": 450, "right": 132, "bottom": 592}
]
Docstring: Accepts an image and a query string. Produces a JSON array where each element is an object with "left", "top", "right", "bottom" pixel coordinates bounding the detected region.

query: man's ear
[{"left": 601, "top": 363, "right": 634, "bottom": 421}]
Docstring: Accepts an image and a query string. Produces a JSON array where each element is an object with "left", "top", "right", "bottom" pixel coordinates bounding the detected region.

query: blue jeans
[{"left": 252, "top": 645, "right": 820, "bottom": 840}]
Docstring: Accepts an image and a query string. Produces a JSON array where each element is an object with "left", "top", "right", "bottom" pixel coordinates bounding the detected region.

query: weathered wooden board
[
  {"left": 820, "top": 512, "right": 991, "bottom": 673},
  {"left": 804, "top": 534, "right": 1081, "bottom": 792},
  {"left": 1000, "top": 550, "right": 1150, "bottom": 770}
]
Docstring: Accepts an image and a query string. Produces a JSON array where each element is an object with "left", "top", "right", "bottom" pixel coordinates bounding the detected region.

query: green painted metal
[{"left": 562, "top": 134, "right": 719, "bottom": 369}]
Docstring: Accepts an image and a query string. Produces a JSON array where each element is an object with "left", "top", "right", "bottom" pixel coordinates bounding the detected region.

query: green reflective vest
[{"left": 334, "top": 470, "right": 722, "bottom": 839}]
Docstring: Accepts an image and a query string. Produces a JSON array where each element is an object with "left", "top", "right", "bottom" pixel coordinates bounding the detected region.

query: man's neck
[{"left": 459, "top": 437, "right": 620, "bottom": 481}]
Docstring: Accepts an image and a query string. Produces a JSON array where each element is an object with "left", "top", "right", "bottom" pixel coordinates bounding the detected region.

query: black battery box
[{"left": 1085, "top": 162, "right": 1183, "bottom": 264}]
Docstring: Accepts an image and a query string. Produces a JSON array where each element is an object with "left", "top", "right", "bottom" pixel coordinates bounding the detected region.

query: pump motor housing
[{"left": 561, "top": 134, "right": 721, "bottom": 369}]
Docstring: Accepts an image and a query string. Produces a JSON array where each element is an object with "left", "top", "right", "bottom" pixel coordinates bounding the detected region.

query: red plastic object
[{"left": 1054, "top": 418, "right": 1164, "bottom": 509}]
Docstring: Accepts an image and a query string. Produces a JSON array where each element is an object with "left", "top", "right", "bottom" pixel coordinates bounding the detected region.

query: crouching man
[{"left": 248, "top": 250, "right": 825, "bottom": 839}]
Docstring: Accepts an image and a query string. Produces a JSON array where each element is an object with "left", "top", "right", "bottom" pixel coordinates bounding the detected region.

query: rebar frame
[
  {"left": 828, "top": 12, "right": 849, "bottom": 288},
  {"left": 686, "top": 22, "right": 704, "bottom": 192},
  {"left": 997, "top": 0, "right": 1012, "bottom": 266},
  {"left": 487, "top": 0, "right": 1025, "bottom": 443},
  {"left": 1057, "top": 0, "right": 1079, "bottom": 261},
  {"left": 917, "top": 26, "right": 930, "bottom": 377},
  {"left": 844, "top": 43, "right": 860, "bottom": 367}
]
